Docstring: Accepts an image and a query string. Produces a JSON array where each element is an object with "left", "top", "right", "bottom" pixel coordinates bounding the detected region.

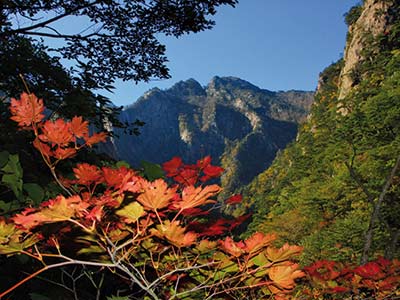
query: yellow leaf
[{"left": 116, "top": 201, "right": 145, "bottom": 223}]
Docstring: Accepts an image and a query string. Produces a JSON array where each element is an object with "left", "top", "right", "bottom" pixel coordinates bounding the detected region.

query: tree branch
[
  {"left": 361, "top": 154, "right": 400, "bottom": 264},
  {"left": 1, "top": 1, "right": 101, "bottom": 37}
]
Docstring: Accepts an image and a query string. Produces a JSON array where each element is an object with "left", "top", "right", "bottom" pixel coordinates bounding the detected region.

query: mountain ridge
[{"left": 108, "top": 76, "right": 314, "bottom": 196}]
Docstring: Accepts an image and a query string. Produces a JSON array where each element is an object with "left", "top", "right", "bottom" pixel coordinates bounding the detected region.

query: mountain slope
[
  {"left": 244, "top": 0, "right": 400, "bottom": 263},
  {"left": 112, "top": 77, "right": 313, "bottom": 195}
]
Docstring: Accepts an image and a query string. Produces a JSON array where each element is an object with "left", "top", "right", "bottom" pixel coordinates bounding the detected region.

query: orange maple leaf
[
  {"left": 137, "top": 179, "right": 177, "bottom": 211},
  {"left": 244, "top": 232, "right": 277, "bottom": 253},
  {"left": 266, "top": 243, "right": 303, "bottom": 262},
  {"left": 39, "top": 119, "right": 74, "bottom": 146},
  {"left": 53, "top": 147, "right": 77, "bottom": 160},
  {"left": 174, "top": 184, "right": 221, "bottom": 211},
  {"left": 269, "top": 262, "right": 305, "bottom": 291},
  {"left": 9, "top": 92, "right": 45, "bottom": 127},
  {"left": 151, "top": 220, "right": 197, "bottom": 247},
  {"left": 73, "top": 163, "right": 103, "bottom": 186},
  {"left": 13, "top": 195, "right": 89, "bottom": 230},
  {"left": 219, "top": 236, "right": 245, "bottom": 257},
  {"left": 70, "top": 116, "right": 89, "bottom": 138},
  {"left": 85, "top": 132, "right": 108, "bottom": 147}
]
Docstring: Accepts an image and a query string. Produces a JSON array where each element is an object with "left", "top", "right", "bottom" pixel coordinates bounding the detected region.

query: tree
[{"left": 1, "top": 0, "right": 238, "bottom": 89}]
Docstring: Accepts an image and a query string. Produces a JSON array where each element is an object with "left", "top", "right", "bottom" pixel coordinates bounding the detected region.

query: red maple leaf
[
  {"left": 73, "top": 163, "right": 103, "bottom": 186},
  {"left": 354, "top": 262, "right": 384, "bottom": 280},
  {"left": 162, "top": 157, "right": 183, "bottom": 177},
  {"left": 53, "top": 147, "right": 77, "bottom": 160},
  {"left": 174, "top": 168, "right": 198, "bottom": 186},
  {"left": 9, "top": 92, "right": 45, "bottom": 127},
  {"left": 196, "top": 156, "right": 212, "bottom": 169},
  {"left": 202, "top": 164, "right": 224, "bottom": 178},
  {"left": 39, "top": 119, "right": 74, "bottom": 146},
  {"left": 85, "top": 132, "right": 107, "bottom": 147},
  {"left": 70, "top": 116, "right": 89, "bottom": 139},
  {"left": 225, "top": 194, "right": 243, "bottom": 205}
]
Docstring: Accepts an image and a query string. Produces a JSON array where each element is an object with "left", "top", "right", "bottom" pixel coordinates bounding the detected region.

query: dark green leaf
[
  {"left": 140, "top": 160, "right": 164, "bottom": 181},
  {"left": 23, "top": 183, "right": 45, "bottom": 204}
]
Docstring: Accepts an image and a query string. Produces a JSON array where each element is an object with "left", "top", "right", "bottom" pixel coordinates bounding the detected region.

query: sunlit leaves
[
  {"left": 162, "top": 155, "right": 224, "bottom": 185},
  {"left": 175, "top": 184, "right": 221, "bottom": 210},
  {"left": 269, "top": 263, "right": 305, "bottom": 291},
  {"left": 244, "top": 232, "right": 277, "bottom": 253},
  {"left": 4, "top": 94, "right": 321, "bottom": 299},
  {"left": 116, "top": 202, "right": 145, "bottom": 224},
  {"left": 137, "top": 179, "right": 177, "bottom": 211},
  {"left": 13, "top": 195, "right": 89, "bottom": 230},
  {"left": 39, "top": 119, "right": 74, "bottom": 146},
  {"left": 9, "top": 93, "right": 107, "bottom": 165},
  {"left": 151, "top": 220, "right": 197, "bottom": 248},
  {"left": 73, "top": 163, "right": 103, "bottom": 186},
  {"left": 9, "top": 92, "right": 45, "bottom": 127},
  {"left": 0, "top": 220, "right": 40, "bottom": 254},
  {"left": 266, "top": 243, "right": 303, "bottom": 263}
]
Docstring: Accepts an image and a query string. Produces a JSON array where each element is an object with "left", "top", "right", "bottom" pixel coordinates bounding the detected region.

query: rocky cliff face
[
  {"left": 243, "top": 0, "right": 400, "bottom": 262},
  {"left": 338, "top": 0, "right": 394, "bottom": 100},
  {"left": 111, "top": 77, "right": 313, "bottom": 194}
]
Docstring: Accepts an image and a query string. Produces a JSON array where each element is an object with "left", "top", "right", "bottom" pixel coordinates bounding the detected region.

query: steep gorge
[
  {"left": 244, "top": 0, "right": 400, "bottom": 263},
  {"left": 111, "top": 77, "right": 313, "bottom": 196}
]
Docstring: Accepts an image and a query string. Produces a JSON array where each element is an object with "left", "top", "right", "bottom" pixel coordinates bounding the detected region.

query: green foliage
[
  {"left": 245, "top": 0, "right": 400, "bottom": 263},
  {"left": 344, "top": 4, "right": 362, "bottom": 26},
  {"left": 140, "top": 160, "right": 164, "bottom": 181}
]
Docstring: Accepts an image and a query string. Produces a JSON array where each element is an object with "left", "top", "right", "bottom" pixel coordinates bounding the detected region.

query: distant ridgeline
[
  {"left": 107, "top": 76, "right": 313, "bottom": 197},
  {"left": 244, "top": 0, "right": 400, "bottom": 264}
]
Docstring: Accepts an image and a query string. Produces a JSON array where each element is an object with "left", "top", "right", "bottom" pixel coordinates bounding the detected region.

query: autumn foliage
[
  {"left": 1, "top": 93, "right": 400, "bottom": 299},
  {"left": 1, "top": 93, "right": 305, "bottom": 299}
]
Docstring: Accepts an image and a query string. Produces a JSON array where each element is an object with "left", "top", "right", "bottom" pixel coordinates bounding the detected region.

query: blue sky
[{"left": 81, "top": 1, "right": 360, "bottom": 106}]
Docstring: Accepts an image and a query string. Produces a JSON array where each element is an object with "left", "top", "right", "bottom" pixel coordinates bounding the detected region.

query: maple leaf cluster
[
  {"left": 303, "top": 257, "right": 400, "bottom": 299},
  {"left": 6, "top": 93, "right": 399, "bottom": 299},
  {"left": 162, "top": 156, "right": 224, "bottom": 185},
  {"left": 10, "top": 93, "right": 107, "bottom": 164}
]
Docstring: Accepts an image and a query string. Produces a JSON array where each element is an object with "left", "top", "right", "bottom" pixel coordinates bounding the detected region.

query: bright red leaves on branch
[
  {"left": 162, "top": 155, "right": 224, "bottom": 185},
  {"left": 9, "top": 93, "right": 107, "bottom": 164},
  {"left": 9, "top": 92, "right": 45, "bottom": 127},
  {"left": 39, "top": 119, "right": 74, "bottom": 146},
  {"left": 225, "top": 194, "right": 243, "bottom": 205},
  {"left": 73, "top": 163, "right": 103, "bottom": 186},
  {"left": 5, "top": 93, "right": 320, "bottom": 299}
]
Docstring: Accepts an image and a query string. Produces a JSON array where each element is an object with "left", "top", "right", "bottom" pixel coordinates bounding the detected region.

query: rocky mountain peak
[
  {"left": 338, "top": 0, "right": 393, "bottom": 100},
  {"left": 168, "top": 78, "right": 206, "bottom": 98},
  {"left": 110, "top": 77, "right": 314, "bottom": 196}
]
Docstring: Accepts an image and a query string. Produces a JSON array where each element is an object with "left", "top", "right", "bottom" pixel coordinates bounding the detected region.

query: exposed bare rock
[{"left": 338, "top": 0, "right": 393, "bottom": 101}]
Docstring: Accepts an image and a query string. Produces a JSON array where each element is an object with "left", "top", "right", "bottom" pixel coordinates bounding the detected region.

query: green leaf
[
  {"left": 0, "top": 151, "right": 9, "bottom": 168},
  {"left": 116, "top": 160, "right": 131, "bottom": 168},
  {"left": 0, "top": 200, "right": 19, "bottom": 212},
  {"left": 23, "top": 183, "right": 45, "bottom": 204},
  {"left": 1, "top": 154, "right": 23, "bottom": 178},
  {"left": 116, "top": 201, "right": 145, "bottom": 223},
  {"left": 140, "top": 160, "right": 164, "bottom": 181},
  {"left": 106, "top": 296, "right": 131, "bottom": 300},
  {"left": 251, "top": 252, "right": 269, "bottom": 267},
  {"left": 2, "top": 173, "right": 23, "bottom": 199}
]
